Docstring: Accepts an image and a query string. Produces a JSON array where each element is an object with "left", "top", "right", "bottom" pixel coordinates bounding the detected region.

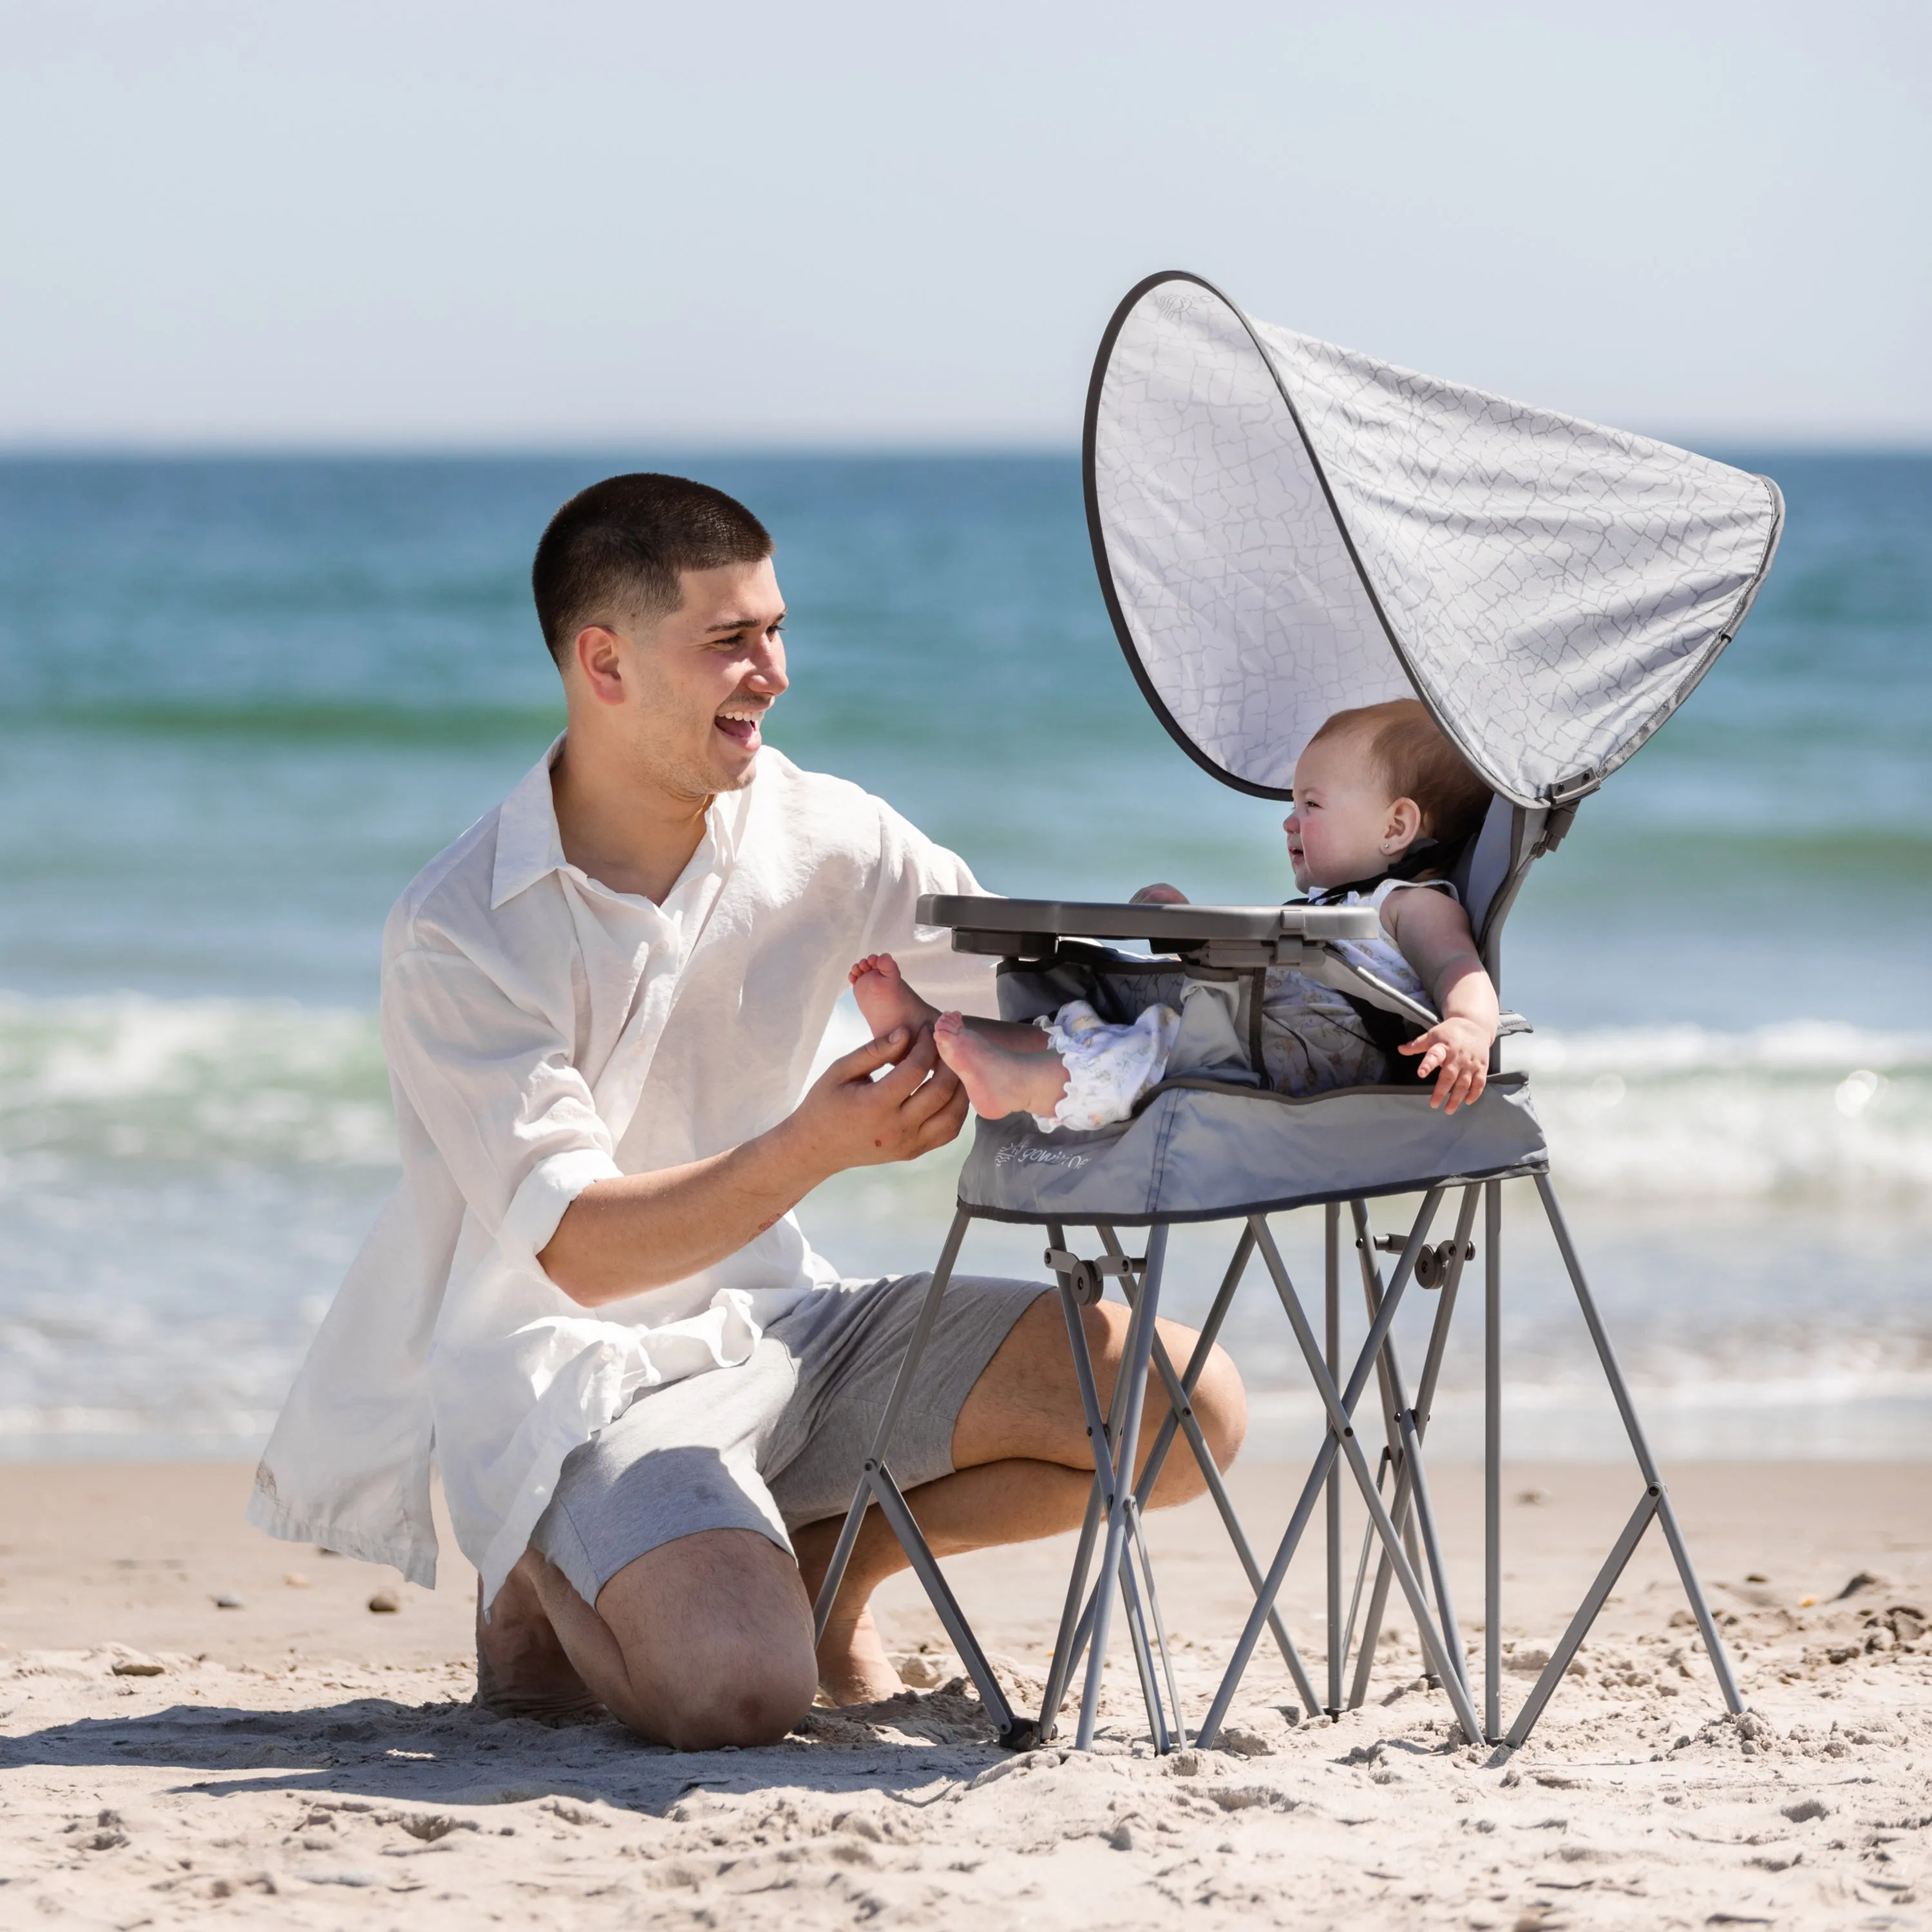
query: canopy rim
[
  {"left": 1083, "top": 269, "right": 1509, "bottom": 802},
  {"left": 1081, "top": 269, "right": 1786, "bottom": 811}
]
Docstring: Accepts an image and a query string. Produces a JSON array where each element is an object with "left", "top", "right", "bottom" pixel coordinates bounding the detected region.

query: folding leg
[
  {"left": 1034, "top": 1228, "right": 1138, "bottom": 1743},
  {"left": 810, "top": 1206, "right": 1035, "bottom": 1748},
  {"left": 1485, "top": 1179, "right": 1503, "bottom": 1740},
  {"left": 1115, "top": 1529, "right": 1172, "bottom": 1754},
  {"left": 1124, "top": 1492, "right": 1188, "bottom": 1750},
  {"left": 1325, "top": 1202, "right": 1344, "bottom": 1717},
  {"left": 1493, "top": 1175, "right": 1741, "bottom": 1747},
  {"left": 1345, "top": 1202, "right": 1421, "bottom": 1705},
  {"left": 1198, "top": 1202, "right": 1483, "bottom": 1747},
  {"left": 1344, "top": 1187, "right": 1481, "bottom": 1707},
  {"left": 1032, "top": 1226, "right": 1181, "bottom": 1751},
  {"left": 1074, "top": 1224, "right": 1170, "bottom": 1748},
  {"left": 1338, "top": 1446, "right": 1391, "bottom": 1698},
  {"left": 1100, "top": 1224, "right": 1321, "bottom": 1718},
  {"left": 1036, "top": 1224, "right": 1318, "bottom": 1745},
  {"left": 1504, "top": 1486, "right": 1660, "bottom": 1745}
]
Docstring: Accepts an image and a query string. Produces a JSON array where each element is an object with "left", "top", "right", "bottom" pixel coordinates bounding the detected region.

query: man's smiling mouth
[{"left": 715, "top": 703, "right": 767, "bottom": 749}]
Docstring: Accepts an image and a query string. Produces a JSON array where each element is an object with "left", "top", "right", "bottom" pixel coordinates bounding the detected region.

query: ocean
[{"left": 1, "top": 452, "right": 1927, "bottom": 1461}]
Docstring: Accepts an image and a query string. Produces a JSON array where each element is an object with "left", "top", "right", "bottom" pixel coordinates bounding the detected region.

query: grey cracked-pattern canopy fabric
[{"left": 1086, "top": 273, "right": 1784, "bottom": 806}]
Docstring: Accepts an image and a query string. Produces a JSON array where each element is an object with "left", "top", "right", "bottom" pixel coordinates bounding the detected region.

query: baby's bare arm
[
  {"left": 1383, "top": 889, "right": 1499, "bottom": 1113},
  {"left": 1383, "top": 889, "right": 1497, "bottom": 1025}
]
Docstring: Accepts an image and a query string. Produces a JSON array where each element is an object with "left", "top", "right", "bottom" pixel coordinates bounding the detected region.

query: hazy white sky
[{"left": 3, "top": 0, "right": 1926, "bottom": 447}]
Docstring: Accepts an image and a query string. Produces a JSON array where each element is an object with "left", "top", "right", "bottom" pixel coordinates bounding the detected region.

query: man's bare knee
[
  {"left": 1082, "top": 1307, "right": 1246, "bottom": 1498},
  {"left": 1189, "top": 1341, "right": 1248, "bottom": 1472},
  {"left": 591, "top": 1531, "right": 819, "bottom": 1750},
  {"left": 613, "top": 1634, "right": 816, "bottom": 1750}
]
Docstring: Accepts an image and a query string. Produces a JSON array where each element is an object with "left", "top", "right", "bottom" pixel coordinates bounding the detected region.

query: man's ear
[
  {"left": 573, "top": 625, "right": 627, "bottom": 706},
  {"left": 1383, "top": 796, "right": 1423, "bottom": 853}
]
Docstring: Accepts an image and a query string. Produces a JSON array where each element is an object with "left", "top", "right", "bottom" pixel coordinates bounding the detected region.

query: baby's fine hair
[{"left": 1307, "top": 699, "right": 1493, "bottom": 845}]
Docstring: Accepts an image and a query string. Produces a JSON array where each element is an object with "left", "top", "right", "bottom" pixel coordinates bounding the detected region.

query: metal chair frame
[{"left": 810, "top": 1170, "right": 1743, "bottom": 1755}]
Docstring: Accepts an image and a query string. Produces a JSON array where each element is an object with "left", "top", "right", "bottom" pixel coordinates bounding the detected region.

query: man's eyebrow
[{"left": 703, "top": 611, "right": 784, "bottom": 632}]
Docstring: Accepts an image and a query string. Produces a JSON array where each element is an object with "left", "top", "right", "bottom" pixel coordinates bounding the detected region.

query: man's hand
[
  {"left": 1397, "top": 1016, "right": 1490, "bottom": 1113},
  {"left": 538, "top": 1025, "right": 967, "bottom": 1309},
  {"left": 781, "top": 1024, "right": 969, "bottom": 1174}
]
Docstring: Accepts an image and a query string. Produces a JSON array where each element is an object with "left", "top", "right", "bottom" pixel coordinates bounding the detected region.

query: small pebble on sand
[{"left": 368, "top": 1588, "right": 401, "bottom": 1614}]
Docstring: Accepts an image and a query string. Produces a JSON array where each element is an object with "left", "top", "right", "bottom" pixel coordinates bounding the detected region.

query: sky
[{"left": 2, "top": 0, "right": 1927, "bottom": 449}]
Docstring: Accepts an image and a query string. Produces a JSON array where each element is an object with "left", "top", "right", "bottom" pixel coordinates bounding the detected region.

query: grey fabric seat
[
  {"left": 810, "top": 272, "right": 1785, "bottom": 1756},
  {"left": 958, "top": 971, "right": 1546, "bottom": 1226}
]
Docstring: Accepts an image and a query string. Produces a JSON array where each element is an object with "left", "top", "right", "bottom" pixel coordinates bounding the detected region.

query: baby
[{"left": 852, "top": 699, "right": 1502, "bottom": 1130}]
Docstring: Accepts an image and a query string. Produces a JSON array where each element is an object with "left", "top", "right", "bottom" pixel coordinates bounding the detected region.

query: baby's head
[{"left": 1285, "top": 699, "right": 1492, "bottom": 893}]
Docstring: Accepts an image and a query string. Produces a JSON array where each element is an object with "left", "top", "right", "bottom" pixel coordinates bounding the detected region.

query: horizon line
[{"left": 3, "top": 433, "right": 1931, "bottom": 462}]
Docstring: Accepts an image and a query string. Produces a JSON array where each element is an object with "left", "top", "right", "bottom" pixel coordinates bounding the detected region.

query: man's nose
[{"left": 748, "top": 639, "right": 788, "bottom": 695}]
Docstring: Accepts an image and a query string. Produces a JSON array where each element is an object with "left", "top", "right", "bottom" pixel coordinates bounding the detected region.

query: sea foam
[
  {"left": 3, "top": 990, "right": 1927, "bottom": 1457},
  {"left": 5, "top": 991, "right": 1929, "bottom": 1200}
]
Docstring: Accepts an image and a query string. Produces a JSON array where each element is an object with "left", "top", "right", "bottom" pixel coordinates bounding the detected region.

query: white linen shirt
[{"left": 247, "top": 738, "right": 994, "bottom": 1604}]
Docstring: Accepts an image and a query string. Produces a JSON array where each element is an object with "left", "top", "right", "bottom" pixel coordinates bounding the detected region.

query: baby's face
[{"left": 1283, "top": 732, "right": 1408, "bottom": 891}]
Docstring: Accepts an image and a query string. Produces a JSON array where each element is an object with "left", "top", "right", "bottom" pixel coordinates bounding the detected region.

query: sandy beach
[{"left": 1, "top": 1456, "right": 1926, "bottom": 1927}]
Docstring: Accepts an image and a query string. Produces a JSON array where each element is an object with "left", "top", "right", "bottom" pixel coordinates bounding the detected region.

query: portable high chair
[{"left": 812, "top": 272, "right": 1785, "bottom": 1753}]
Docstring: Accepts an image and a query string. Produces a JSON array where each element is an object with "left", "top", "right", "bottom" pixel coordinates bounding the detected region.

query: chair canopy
[{"left": 1084, "top": 272, "right": 1785, "bottom": 808}]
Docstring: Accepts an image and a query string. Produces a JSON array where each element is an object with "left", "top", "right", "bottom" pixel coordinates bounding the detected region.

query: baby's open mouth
[{"left": 714, "top": 704, "right": 766, "bottom": 749}]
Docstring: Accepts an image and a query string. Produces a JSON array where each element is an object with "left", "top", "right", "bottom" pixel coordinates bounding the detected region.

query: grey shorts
[{"left": 529, "top": 1273, "right": 1045, "bottom": 1608}]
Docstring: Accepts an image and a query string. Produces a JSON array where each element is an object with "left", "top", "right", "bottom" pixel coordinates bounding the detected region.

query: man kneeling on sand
[{"left": 248, "top": 473, "right": 1245, "bottom": 1750}]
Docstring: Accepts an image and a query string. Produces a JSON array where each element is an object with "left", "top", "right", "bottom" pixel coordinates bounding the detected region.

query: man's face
[{"left": 576, "top": 558, "right": 789, "bottom": 803}]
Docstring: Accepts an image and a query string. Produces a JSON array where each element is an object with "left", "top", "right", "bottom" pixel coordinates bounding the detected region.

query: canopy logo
[{"left": 1151, "top": 287, "right": 1208, "bottom": 325}]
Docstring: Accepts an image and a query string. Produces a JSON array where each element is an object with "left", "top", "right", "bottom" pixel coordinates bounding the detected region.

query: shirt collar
[
  {"left": 488, "top": 732, "right": 752, "bottom": 913},
  {"left": 490, "top": 734, "right": 571, "bottom": 910}
]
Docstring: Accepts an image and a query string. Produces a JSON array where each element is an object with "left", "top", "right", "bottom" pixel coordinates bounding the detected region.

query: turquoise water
[{"left": 1, "top": 453, "right": 1927, "bottom": 1457}]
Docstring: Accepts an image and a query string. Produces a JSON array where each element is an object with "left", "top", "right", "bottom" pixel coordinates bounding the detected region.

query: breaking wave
[
  {"left": 1506, "top": 1020, "right": 1932, "bottom": 1197},
  {"left": 0, "top": 991, "right": 393, "bottom": 1175},
  {"left": 1, "top": 992, "right": 1929, "bottom": 1456},
  {"left": 5, "top": 991, "right": 1929, "bottom": 1201}
]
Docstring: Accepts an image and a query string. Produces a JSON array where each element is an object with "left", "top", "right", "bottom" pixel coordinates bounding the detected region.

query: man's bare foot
[
  {"left": 933, "top": 1010, "right": 1069, "bottom": 1121},
  {"left": 848, "top": 953, "right": 938, "bottom": 1041},
  {"left": 474, "top": 1564, "right": 604, "bottom": 1725},
  {"left": 815, "top": 1603, "right": 907, "bottom": 1706}
]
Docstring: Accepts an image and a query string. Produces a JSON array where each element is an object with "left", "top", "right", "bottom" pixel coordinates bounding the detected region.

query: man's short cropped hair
[
  {"left": 1307, "top": 698, "right": 1493, "bottom": 845},
  {"left": 531, "top": 473, "right": 773, "bottom": 663}
]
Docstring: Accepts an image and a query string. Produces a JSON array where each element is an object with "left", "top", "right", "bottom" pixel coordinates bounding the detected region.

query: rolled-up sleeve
[
  {"left": 382, "top": 945, "right": 623, "bottom": 1281},
  {"left": 859, "top": 802, "right": 1001, "bottom": 1017}
]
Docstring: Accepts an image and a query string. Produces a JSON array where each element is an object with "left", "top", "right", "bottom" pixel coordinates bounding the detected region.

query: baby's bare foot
[
  {"left": 934, "top": 1011, "right": 1070, "bottom": 1122},
  {"left": 849, "top": 953, "right": 938, "bottom": 1041}
]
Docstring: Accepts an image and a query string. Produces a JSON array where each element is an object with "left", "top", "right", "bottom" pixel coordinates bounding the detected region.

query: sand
[{"left": 1, "top": 1457, "right": 1927, "bottom": 1928}]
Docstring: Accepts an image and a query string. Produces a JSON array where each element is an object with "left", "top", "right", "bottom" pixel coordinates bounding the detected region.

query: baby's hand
[
  {"left": 1130, "top": 883, "right": 1189, "bottom": 905},
  {"left": 1397, "top": 1018, "right": 1490, "bottom": 1114}
]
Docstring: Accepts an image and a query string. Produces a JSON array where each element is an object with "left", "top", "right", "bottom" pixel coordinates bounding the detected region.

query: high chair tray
[{"left": 918, "top": 893, "right": 1380, "bottom": 955}]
